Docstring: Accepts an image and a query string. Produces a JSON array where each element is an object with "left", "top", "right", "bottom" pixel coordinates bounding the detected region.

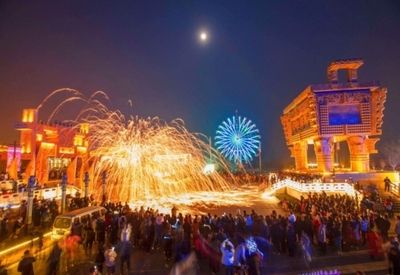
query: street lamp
[
  {"left": 61, "top": 173, "right": 67, "bottom": 214},
  {"left": 30, "top": 109, "right": 39, "bottom": 178},
  {"left": 84, "top": 171, "right": 90, "bottom": 198},
  {"left": 26, "top": 175, "right": 35, "bottom": 228}
]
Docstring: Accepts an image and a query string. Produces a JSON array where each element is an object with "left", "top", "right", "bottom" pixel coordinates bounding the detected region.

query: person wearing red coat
[{"left": 366, "top": 230, "right": 383, "bottom": 259}]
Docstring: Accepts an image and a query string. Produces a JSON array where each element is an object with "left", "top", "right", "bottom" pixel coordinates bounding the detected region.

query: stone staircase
[
  {"left": 393, "top": 201, "right": 400, "bottom": 213},
  {"left": 380, "top": 185, "right": 400, "bottom": 213}
]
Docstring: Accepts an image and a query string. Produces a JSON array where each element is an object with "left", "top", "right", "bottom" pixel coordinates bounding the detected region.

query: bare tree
[{"left": 382, "top": 140, "right": 400, "bottom": 171}]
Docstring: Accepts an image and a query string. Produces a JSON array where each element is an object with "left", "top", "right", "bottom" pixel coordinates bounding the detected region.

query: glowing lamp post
[
  {"left": 102, "top": 171, "right": 107, "bottom": 203},
  {"left": 61, "top": 173, "right": 67, "bottom": 214},
  {"left": 84, "top": 172, "right": 90, "bottom": 198},
  {"left": 26, "top": 175, "right": 35, "bottom": 228},
  {"left": 30, "top": 109, "right": 39, "bottom": 178}
]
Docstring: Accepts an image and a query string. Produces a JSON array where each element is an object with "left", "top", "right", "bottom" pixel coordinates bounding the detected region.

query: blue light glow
[
  {"left": 328, "top": 105, "right": 362, "bottom": 125},
  {"left": 215, "top": 115, "right": 261, "bottom": 163}
]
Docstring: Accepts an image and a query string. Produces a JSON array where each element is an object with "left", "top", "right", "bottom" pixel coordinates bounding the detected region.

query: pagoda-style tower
[{"left": 281, "top": 59, "right": 386, "bottom": 173}]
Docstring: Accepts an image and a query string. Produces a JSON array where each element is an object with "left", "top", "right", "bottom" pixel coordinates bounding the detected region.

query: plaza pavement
[{"left": 3, "top": 233, "right": 389, "bottom": 275}]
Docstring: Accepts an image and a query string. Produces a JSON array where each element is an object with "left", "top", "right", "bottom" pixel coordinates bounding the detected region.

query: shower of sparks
[
  {"left": 85, "top": 110, "right": 234, "bottom": 203},
  {"left": 40, "top": 89, "right": 237, "bottom": 207}
]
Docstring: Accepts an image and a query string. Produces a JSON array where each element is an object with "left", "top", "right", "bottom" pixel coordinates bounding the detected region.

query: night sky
[{"left": 0, "top": 1, "right": 399, "bottom": 168}]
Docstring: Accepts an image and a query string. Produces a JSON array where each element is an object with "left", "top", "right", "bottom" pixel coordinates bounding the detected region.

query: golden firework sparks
[{"left": 40, "top": 90, "right": 236, "bottom": 208}]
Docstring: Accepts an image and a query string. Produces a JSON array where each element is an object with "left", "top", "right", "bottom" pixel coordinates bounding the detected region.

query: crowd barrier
[{"left": 0, "top": 185, "right": 81, "bottom": 208}]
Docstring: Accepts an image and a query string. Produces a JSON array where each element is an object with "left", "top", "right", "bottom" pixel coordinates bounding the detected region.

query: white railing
[
  {"left": 271, "top": 178, "right": 359, "bottom": 197},
  {"left": 0, "top": 185, "right": 81, "bottom": 208}
]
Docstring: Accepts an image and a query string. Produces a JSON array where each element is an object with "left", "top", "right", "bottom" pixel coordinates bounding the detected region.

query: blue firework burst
[{"left": 215, "top": 115, "right": 261, "bottom": 163}]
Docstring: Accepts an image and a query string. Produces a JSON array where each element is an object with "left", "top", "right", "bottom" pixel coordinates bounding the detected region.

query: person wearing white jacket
[
  {"left": 104, "top": 246, "right": 117, "bottom": 274},
  {"left": 220, "top": 239, "right": 235, "bottom": 275}
]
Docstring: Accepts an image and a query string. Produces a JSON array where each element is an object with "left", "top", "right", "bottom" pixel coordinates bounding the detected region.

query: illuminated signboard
[{"left": 328, "top": 104, "right": 361, "bottom": 125}]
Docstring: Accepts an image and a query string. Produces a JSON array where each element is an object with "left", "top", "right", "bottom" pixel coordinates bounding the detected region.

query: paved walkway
[{"left": 4, "top": 238, "right": 388, "bottom": 275}]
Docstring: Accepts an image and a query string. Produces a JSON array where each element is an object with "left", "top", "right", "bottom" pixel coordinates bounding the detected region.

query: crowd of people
[
  {"left": 2, "top": 173, "right": 399, "bottom": 275},
  {"left": 12, "top": 190, "right": 397, "bottom": 275},
  {"left": 0, "top": 194, "right": 90, "bottom": 244},
  {"left": 40, "top": 203, "right": 270, "bottom": 275},
  {"left": 71, "top": 192, "right": 400, "bottom": 274}
]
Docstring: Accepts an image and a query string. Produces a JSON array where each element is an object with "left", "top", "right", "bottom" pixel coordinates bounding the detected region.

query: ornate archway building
[
  {"left": 281, "top": 59, "right": 386, "bottom": 173},
  {"left": 15, "top": 109, "right": 90, "bottom": 184}
]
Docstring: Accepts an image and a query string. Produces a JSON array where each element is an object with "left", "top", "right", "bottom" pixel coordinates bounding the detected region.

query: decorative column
[
  {"left": 290, "top": 141, "right": 308, "bottom": 171},
  {"left": 102, "top": 171, "right": 107, "bottom": 203},
  {"left": 327, "top": 68, "right": 338, "bottom": 84},
  {"left": 26, "top": 175, "right": 35, "bottom": 228},
  {"left": 314, "top": 137, "right": 334, "bottom": 172},
  {"left": 61, "top": 173, "right": 67, "bottom": 214},
  {"left": 84, "top": 171, "right": 90, "bottom": 198},
  {"left": 347, "top": 136, "right": 370, "bottom": 172},
  {"left": 67, "top": 157, "right": 77, "bottom": 185}
]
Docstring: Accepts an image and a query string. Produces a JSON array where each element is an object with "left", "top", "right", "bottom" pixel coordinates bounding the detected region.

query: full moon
[{"left": 199, "top": 31, "right": 208, "bottom": 42}]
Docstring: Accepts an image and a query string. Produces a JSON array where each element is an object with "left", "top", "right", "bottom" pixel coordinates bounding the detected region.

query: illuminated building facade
[
  {"left": 281, "top": 59, "right": 386, "bottom": 173},
  {"left": 15, "top": 108, "right": 89, "bottom": 184},
  {"left": 0, "top": 145, "right": 21, "bottom": 179}
]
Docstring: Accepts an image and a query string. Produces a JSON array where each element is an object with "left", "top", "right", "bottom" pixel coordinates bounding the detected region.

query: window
[
  {"left": 81, "top": 215, "right": 89, "bottom": 224},
  {"left": 53, "top": 217, "right": 71, "bottom": 229}
]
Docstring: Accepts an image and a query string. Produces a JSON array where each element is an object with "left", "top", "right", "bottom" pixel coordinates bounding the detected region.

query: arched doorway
[
  {"left": 307, "top": 143, "right": 317, "bottom": 169},
  {"left": 334, "top": 141, "right": 350, "bottom": 170}
]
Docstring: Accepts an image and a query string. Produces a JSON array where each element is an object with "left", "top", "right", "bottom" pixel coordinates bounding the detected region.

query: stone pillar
[
  {"left": 26, "top": 176, "right": 35, "bottom": 227},
  {"left": 290, "top": 142, "right": 308, "bottom": 171},
  {"left": 61, "top": 174, "right": 67, "bottom": 214},
  {"left": 84, "top": 171, "right": 90, "bottom": 198},
  {"left": 347, "top": 136, "right": 370, "bottom": 172},
  {"left": 36, "top": 148, "right": 50, "bottom": 184},
  {"left": 24, "top": 161, "right": 34, "bottom": 183},
  {"left": 314, "top": 137, "right": 334, "bottom": 172},
  {"left": 327, "top": 68, "right": 338, "bottom": 84},
  {"left": 67, "top": 157, "right": 77, "bottom": 185}
]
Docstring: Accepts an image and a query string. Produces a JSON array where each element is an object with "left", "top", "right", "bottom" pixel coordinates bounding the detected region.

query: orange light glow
[
  {"left": 21, "top": 145, "right": 31, "bottom": 154},
  {"left": 73, "top": 135, "right": 83, "bottom": 146},
  {"left": 59, "top": 147, "right": 74, "bottom": 154},
  {"left": 80, "top": 123, "right": 89, "bottom": 134},
  {"left": 41, "top": 142, "right": 55, "bottom": 149},
  {"left": 44, "top": 129, "right": 57, "bottom": 136},
  {"left": 22, "top": 109, "right": 36, "bottom": 123},
  {"left": 76, "top": 146, "right": 87, "bottom": 154},
  {"left": 80, "top": 96, "right": 234, "bottom": 204}
]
